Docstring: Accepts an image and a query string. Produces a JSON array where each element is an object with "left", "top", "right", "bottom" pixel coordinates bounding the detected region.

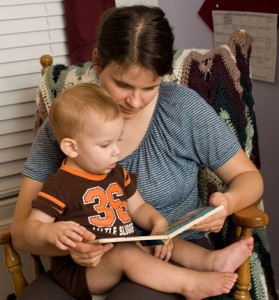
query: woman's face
[{"left": 98, "top": 62, "right": 163, "bottom": 120}]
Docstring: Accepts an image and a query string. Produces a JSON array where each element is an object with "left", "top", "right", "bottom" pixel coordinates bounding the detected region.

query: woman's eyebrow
[
  {"left": 113, "top": 77, "right": 161, "bottom": 89},
  {"left": 113, "top": 78, "right": 131, "bottom": 86}
]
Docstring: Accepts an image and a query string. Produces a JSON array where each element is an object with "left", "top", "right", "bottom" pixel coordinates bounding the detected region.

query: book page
[
  {"left": 212, "top": 11, "right": 277, "bottom": 83},
  {"left": 88, "top": 205, "right": 224, "bottom": 245}
]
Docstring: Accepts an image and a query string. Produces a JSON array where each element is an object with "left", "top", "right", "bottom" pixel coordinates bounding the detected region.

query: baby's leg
[
  {"left": 86, "top": 242, "right": 237, "bottom": 299},
  {"left": 172, "top": 236, "right": 253, "bottom": 273},
  {"left": 85, "top": 244, "right": 125, "bottom": 294}
]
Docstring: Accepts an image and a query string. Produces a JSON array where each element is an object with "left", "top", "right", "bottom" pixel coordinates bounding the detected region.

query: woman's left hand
[{"left": 192, "top": 191, "right": 229, "bottom": 233}]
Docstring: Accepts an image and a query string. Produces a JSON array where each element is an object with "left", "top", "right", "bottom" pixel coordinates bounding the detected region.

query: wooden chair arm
[
  {"left": 0, "top": 225, "right": 28, "bottom": 296},
  {"left": 232, "top": 205, "right": 268, "bottom": 228},
  {"left": 232, "top": 205, "right": 268, "bottom": 300},
  {"left": 0, "top": 225, "right": 12, "bottom": 244}
]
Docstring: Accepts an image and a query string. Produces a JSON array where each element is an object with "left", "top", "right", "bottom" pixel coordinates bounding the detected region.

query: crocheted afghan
[{"left": 35, "top": 30, "right": 277, "bottom": 300}]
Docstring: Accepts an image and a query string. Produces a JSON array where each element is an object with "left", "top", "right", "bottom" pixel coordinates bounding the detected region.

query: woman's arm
[
  {"left": 214, "top": 148, "right": 263, "bottom": 213},
  {"left": 193, "top": 148, "right": 264, "bottom": 232}
]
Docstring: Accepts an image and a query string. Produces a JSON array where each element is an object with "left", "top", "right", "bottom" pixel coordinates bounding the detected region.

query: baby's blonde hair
[{"left": 49, "top": 83, "right": 121, "bottom": 142}]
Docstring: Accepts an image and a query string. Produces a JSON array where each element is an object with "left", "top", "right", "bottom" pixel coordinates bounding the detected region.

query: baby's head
[
  {"left": 49, "top": 83, "right": 121, "bottom": 143},
  {"left": 49, "top": 83, "right": 123, "bottom": 174}
]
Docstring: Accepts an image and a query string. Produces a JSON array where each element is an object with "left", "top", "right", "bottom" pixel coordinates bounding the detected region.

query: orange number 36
[{"left": 83, "top": 182, "right": 131, "bottom": 227}]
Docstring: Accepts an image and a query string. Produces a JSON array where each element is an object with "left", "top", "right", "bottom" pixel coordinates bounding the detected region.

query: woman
[{"left": 12, "top": 5, "right": 263, "bottom": 300}]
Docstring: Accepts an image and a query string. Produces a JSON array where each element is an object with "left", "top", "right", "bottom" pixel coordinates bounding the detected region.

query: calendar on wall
[
  {"left": 212, "top": 11, "right": 277, "bottom": 83},
  {"left": 115, "top": 0, "right": 158, "bottom": 7}
]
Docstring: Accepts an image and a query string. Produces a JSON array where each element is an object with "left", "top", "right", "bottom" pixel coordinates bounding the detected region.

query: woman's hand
[
  {"left": 69, "top": 227, "right": 113, "bottom": 267},
  {"left": 193, "top": 149, "right": 264, "bottom": 234},
  {"left": 192, "top": 191, "right": 229, "bottom": 233}
]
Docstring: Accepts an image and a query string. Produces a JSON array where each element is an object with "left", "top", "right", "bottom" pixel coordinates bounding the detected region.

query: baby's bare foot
[
  {"left": 212, "top": 237, "right": 253, "bottom": 273},
  {"left": 184, "top": 271, "right": 237, "bottom": 300}
]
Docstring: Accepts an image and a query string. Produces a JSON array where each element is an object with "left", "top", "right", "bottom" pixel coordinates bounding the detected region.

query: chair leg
[
  {"left": 232, "top": 226, "right": 252, "bottom": 300},
  {"left": 3, "top": 241, "right": 28, "bottom": 296},
  {"left": 31, "top": 254, "right": 46, "bottom": 278}
]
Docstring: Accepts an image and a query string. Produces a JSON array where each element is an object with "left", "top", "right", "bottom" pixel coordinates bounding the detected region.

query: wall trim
[{"left": 0, "top": 196, "right": 17, "bottom": 227}]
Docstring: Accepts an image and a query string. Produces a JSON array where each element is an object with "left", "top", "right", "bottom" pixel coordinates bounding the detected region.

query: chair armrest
[
  {"left": 0, "top": 225, "right": 28, "bottom": 296},
  {"left": 0, "top": 225, "right": 12, "bottom": 243},
  {"left": 232, "top": 205, "right": 268, "bottom": 228}
]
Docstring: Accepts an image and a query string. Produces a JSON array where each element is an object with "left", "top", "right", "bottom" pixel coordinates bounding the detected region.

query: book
[{"left": 88, "top": 205, "right": 224, "bottom": 246}]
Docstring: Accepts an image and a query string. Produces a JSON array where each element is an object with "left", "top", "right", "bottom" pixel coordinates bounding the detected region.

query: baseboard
[{"left": 0, "top": 196, "right": 17, "bottom": 227}]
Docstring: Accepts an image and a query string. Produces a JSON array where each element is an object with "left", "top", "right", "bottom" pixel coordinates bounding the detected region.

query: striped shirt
[{"left": 24, "top": 82, "right": 240, "bottom": 239}]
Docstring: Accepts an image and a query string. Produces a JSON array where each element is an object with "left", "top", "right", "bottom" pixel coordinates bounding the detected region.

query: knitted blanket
[{"left": 35, "top": 30, "right": 277, "bottom": 299}]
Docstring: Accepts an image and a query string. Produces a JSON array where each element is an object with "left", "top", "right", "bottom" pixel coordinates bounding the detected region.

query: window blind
[{"left": 0, "top": 0, "right": 69, "bottom": 200}]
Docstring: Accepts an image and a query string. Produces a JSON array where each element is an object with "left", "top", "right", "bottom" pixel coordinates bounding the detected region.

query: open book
[{"left": 88, "top": 205, "right": 224, "bottom": 246}]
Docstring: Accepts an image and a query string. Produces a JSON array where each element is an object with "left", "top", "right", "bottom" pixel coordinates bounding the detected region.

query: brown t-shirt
[
  {"left": 32, "top": 162, "right": 137, "bottom": 239},
  {"left": 32, "top": 162, "right": 138, "bottom": 300}
]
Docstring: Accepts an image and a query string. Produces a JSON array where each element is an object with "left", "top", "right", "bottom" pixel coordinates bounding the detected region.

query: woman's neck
[{"left": 120, "top": 95, "right": 158, "bottom": 159}]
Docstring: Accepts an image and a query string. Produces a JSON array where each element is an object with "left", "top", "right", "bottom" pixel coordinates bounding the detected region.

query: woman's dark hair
[{"left": 95, "top": 5, "right": 174, "bottom": 76}]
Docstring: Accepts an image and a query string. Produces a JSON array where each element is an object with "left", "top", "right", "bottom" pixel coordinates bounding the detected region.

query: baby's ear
[{"left": 60, "top": 138, "right": 78, "bottom": 158}]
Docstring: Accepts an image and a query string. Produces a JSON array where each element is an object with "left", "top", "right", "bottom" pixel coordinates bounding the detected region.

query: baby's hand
[
  {"left": 154, "top": 239, "right": 174, "bottom": 262},
  {"left": 150, "top": 217, "right": 171, "bottom": 261},
  {"left": 44, "top": 221, "right": 84, "bottom": 250}
]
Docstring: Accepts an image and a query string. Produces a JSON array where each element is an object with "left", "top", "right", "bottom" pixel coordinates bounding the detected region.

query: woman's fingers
[{"left": 69, "top": 241, "right": 114, "bottom": 267}]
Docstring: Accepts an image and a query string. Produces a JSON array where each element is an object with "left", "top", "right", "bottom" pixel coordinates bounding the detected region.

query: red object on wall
[
  {"left": 64, "top": 0, "right": 115, "bottom": 64},
  {"left": 198, "top": 0, "right": 279, "bottom": 31}
]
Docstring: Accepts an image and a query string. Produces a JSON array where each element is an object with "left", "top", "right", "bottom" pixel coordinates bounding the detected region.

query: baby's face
[{"left": 74, "top": 114, "right": 124, "bottom": 175}]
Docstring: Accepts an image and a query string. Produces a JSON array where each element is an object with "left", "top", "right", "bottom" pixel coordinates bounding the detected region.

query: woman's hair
[
  {"left": 49, "top": 83, "right": 121, "bottom": 142},
  {"left": 95, "top": 5, "right": 174, "bottom": 76}
]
